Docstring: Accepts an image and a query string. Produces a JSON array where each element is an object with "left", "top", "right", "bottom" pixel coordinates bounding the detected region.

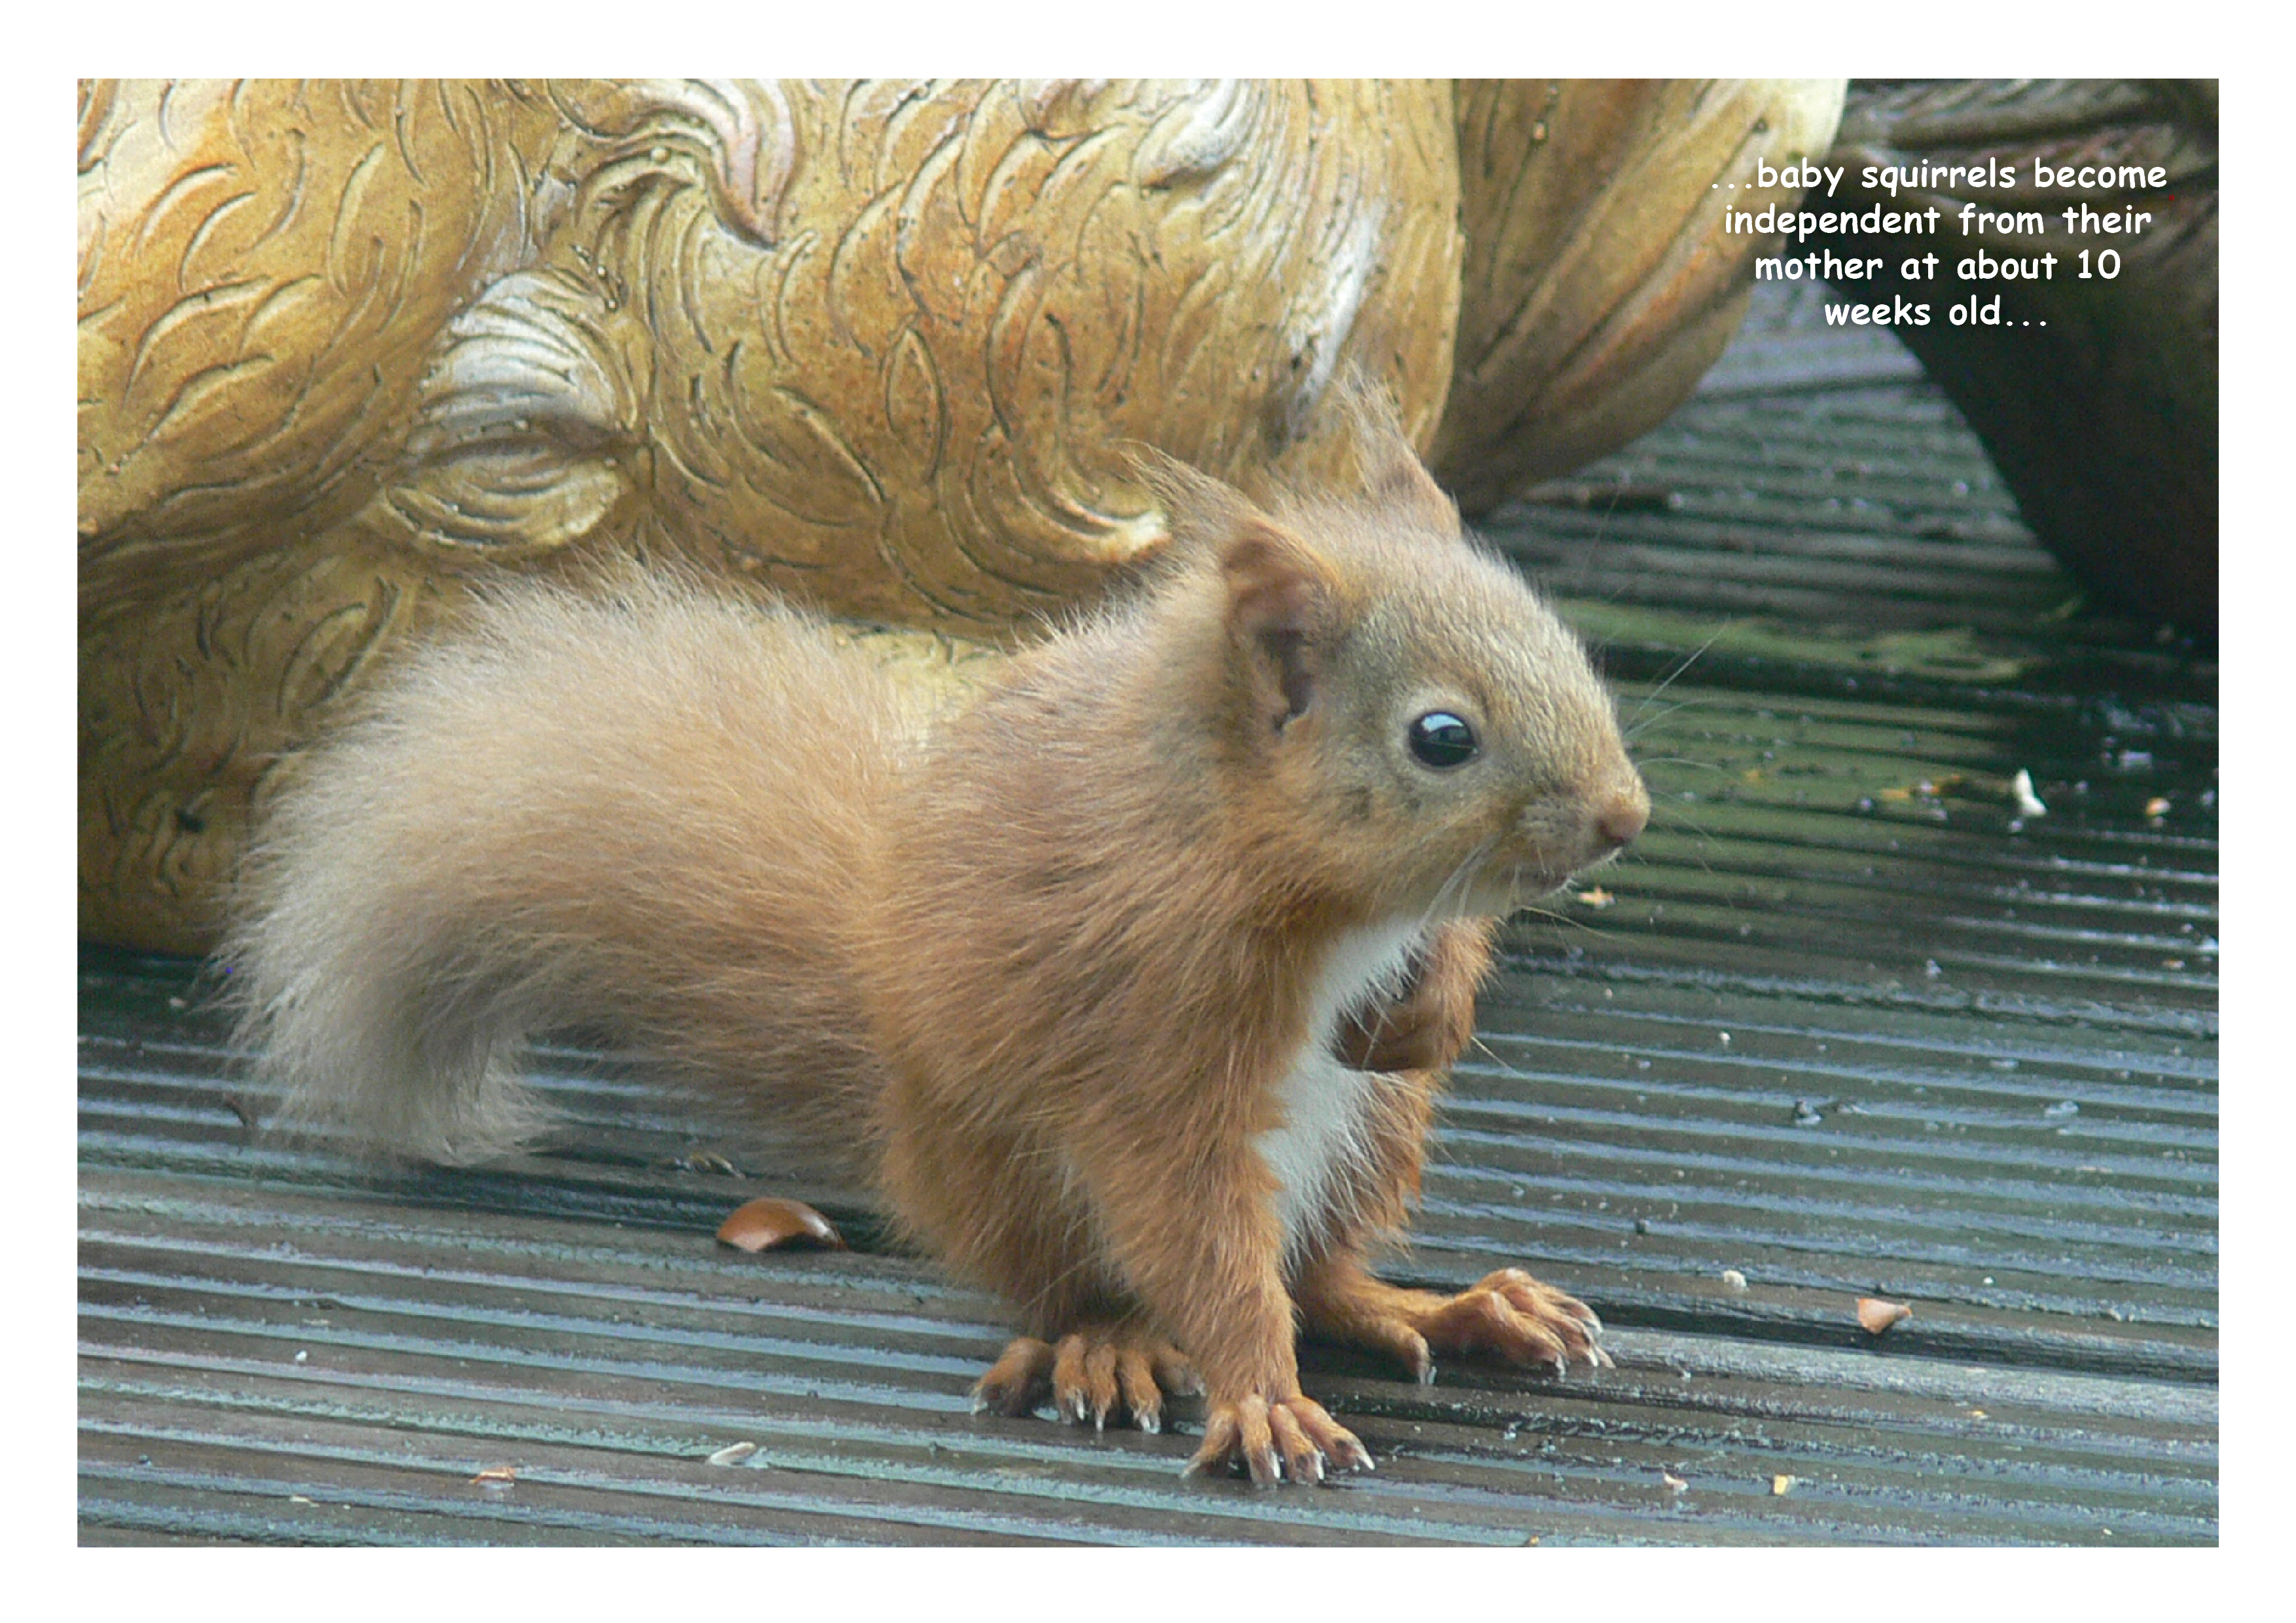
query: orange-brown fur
[{"left": 226, "top": 394, "right": 1647, "bottom": 1486}]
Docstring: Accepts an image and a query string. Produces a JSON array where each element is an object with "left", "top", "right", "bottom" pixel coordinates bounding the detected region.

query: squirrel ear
[
  {"left": 1323, "top": 370, "right": 1460, "bottom": 533},
  {"left": 1222, "top": 520, "right": 1338, "bottom": 734},
  {"left": 1126, "top": 444, "right": 1257, "bottom": 559}
]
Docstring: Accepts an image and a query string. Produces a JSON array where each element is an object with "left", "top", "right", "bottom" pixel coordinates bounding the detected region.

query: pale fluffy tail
[{"left": 223, "top": 570, "right": 915, "bottom": 1166}]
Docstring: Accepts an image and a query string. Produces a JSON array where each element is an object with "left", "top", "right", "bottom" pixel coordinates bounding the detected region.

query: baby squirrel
[{"left": 226, "top": 391, "right": 1650, "bottom": 1487}]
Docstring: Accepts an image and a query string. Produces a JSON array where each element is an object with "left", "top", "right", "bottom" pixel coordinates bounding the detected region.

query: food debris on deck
[
  {"left": 1857, "top": 1297, "right": 1914, "bottom": 1335},
  {"left": 717, "top": 1196, "right": 846, "bottom": 1253}
]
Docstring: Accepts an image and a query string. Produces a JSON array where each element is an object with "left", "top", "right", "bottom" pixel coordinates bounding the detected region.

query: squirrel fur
[{"left": 225, "top": 393, "right": 1650, "bottom": 1486}]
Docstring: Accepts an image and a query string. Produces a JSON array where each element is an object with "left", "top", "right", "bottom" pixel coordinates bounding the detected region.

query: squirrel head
[{"left": 1135, "top": 387, "right": 1649, "bottom": 923}]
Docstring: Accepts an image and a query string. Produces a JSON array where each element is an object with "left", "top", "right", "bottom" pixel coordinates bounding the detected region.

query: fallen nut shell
[
  {"left": 1857, "top": 1296, "right": 1913, "bottom": 1334},
  {"left": 717, "top": 1196, "right": 846, "bottom": 1253}
]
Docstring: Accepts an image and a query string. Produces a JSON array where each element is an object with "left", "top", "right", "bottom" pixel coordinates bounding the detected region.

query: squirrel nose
[{"left": 1593, "top": 785, "right": 1649, "bottom": 851}]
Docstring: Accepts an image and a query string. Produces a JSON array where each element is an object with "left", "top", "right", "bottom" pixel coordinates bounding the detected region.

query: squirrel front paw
[
  {"left": 1184, "top": 1391, "right": 1373, "bottom": 1488},
  {"left": 1333, "top": 935, "right": 1484, "bottom": 1076},
  {"left": 971, "top": 1325, "right": 1203, "bottom": 1433}
]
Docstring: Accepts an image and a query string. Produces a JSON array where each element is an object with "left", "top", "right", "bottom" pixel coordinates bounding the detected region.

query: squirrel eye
[{"left": 1407, "top": 711, "right": 1479, "bottom": 769}]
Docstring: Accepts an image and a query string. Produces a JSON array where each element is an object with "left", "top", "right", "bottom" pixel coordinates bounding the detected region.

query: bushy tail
[{"left": 222, "top": 569, "right": 916, "bottom": 1167}]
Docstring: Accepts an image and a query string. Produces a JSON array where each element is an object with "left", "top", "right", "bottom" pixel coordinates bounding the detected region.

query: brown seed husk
[{"left": 717, "top": 1196, "right": 846, "bottom": 1253}]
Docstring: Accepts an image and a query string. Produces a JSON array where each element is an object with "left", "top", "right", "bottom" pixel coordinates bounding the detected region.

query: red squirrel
[{"left": 226, "top": 392, "right": 1649, "bottom": 1486}]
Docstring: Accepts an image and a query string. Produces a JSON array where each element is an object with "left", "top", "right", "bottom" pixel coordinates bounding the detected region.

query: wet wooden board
[{"left": 78, "top": 280, "right": 2216, "bottom": 1544}]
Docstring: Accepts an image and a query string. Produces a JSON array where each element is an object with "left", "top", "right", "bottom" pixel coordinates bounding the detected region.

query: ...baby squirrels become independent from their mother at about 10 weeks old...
[{"left": 225, "top": 393, "right": 1653, "bottom": 1488}]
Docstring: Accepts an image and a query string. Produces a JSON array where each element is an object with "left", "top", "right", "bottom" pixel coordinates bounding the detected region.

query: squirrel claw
[
  {"left": 971, "top": 1334, "right": 1056, "bottom": 1416},
  {"left": 1187, "top": 1393, "right": 1370, "bottom": 1486}
]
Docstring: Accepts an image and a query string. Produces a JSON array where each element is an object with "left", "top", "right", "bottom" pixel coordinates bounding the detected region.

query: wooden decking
[{"left": 78, "top": 281, "right": 2217, "bottom": 1544}]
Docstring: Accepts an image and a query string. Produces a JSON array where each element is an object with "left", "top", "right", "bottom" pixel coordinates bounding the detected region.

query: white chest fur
[{"left": 1253, "top": 919, "right": 1429, "bottom": 1260}]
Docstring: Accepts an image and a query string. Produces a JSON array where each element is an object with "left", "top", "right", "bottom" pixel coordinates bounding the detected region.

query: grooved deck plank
[{"left": 80, "top": 277, "right": 2215, "bottom": 1545}]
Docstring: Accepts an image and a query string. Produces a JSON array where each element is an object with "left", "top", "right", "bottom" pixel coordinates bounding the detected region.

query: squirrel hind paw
[{"left": 1416, "top": 1268, "right": 1611, "bottom": 1374}]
